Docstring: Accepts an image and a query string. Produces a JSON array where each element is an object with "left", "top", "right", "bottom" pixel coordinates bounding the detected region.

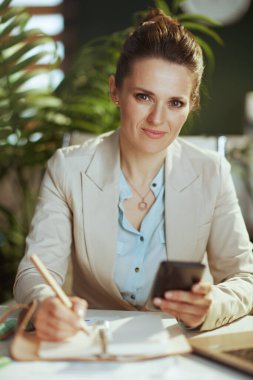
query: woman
[{"left": 14, "top": 9, "right": 253, "bottom": 342}]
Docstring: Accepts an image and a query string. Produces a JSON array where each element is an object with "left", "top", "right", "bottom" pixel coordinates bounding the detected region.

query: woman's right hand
[{"left": 34, "top": 296, "right": 88, "bottom": 341}]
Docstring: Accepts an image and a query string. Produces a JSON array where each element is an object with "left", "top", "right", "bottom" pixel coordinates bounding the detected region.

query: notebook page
[
  {"left": 107, "top": 314, "right": 170, "bottom": 356},
  {"left": 39, "top": 313, "right": 190, "bottom": 359}
]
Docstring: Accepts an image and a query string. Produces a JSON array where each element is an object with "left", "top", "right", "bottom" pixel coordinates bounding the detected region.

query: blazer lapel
[
  {"left": 80, "top": 133, "right": 202, "bottom": 308},
  {"left": 81, "top": 130, "right": 124, "bottom": 301},
  {"left": 165, "top": 140, "right": 201, "bottom": 261}
]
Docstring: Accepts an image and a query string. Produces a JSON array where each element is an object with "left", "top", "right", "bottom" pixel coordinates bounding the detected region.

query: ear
[{"left": 109, "top": 75, "right": 119, "bottom": 103}]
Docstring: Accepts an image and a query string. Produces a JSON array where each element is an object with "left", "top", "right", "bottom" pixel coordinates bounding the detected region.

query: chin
[{"left": 139, "top": 143, "right": 169, "bottom": 156}]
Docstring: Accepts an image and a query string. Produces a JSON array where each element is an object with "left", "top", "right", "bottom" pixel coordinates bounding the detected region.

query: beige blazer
[{"left": 14, "top": 129, "right": 253, "bottom": 331}]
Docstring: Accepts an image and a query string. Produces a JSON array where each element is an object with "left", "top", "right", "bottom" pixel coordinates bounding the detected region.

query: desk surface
[{"left": 0, "top": 309, "right": 253, "bottom": 380}]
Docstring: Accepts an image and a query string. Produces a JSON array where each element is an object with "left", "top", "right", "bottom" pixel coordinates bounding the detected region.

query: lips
[{"left": 142, "top": 128, "right": 166, "bottom": 139}]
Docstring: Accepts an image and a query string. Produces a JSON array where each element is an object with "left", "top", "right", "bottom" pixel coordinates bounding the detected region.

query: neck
[{"left": 120, "top": 141, "right": 166, "bottom": 187}]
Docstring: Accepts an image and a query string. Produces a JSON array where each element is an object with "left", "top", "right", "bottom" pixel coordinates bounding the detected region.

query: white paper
[{"left": 39, "top": 313, "right": 190, "bottom": 359}]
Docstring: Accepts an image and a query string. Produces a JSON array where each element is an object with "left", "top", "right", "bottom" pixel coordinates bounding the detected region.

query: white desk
[{"left": 0, "top": 309, "right": 253, "bottom": 380}]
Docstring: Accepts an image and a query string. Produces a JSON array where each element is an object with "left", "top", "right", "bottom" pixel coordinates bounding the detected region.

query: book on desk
[{"left": 9, "top": 300, "right": 191, "bottom": 362}]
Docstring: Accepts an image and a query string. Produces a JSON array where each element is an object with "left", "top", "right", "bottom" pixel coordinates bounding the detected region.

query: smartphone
[{"left": 150, "top": 260, "right": 206, "bottom": 299}]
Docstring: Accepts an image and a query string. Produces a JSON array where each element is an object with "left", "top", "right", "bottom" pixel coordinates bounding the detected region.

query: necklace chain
[{"left": 124, "top": 175, "right": 151, "bottom": 211}]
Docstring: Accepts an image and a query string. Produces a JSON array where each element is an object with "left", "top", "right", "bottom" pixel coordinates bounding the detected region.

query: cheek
[
  {"left": 120, "top": 98, "right": 133, "bottom": 116},
  {"left": 120, "top": 101, "right": 145, "bottom": 124},
  {"left": 119, "top": 105, "right": 132, "bottom": 126},
  {"left": 171, "top": 112, "right": 188, "bottom": 129},
  {"left": 175, "top": 109, "right": 190, "bottom": 127}
]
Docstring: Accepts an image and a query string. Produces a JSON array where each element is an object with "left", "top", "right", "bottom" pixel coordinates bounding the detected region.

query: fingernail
[
  {"left": 165, "top": 292, "right": 173, "bottom": 299},
  {"left": 153, "top": 298, "right": 162, "bottom": 306},
  {"left": 195, "top": 284, "right": 205, "bottom": 292}
]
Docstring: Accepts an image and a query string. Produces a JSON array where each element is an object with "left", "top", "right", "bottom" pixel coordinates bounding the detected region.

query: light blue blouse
[{"left": 114, "top": 166, "right": 167, "bottom": 307}]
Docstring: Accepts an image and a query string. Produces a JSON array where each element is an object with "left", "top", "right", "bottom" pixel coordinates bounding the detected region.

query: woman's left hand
[{"left": 153, "top": 282, "right": 212, "bottom": 329}]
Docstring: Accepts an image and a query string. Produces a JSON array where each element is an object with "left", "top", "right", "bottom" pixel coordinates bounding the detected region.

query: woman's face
[{"left": 110, "top": 57, "right": 194, "bottom": 156}]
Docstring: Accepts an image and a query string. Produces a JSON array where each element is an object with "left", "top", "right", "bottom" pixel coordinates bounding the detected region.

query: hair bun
[{"left": 141, "top": 8, "right": 180, "bottom": 27}]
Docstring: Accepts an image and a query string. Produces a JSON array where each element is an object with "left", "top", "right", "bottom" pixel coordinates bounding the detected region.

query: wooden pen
[{"left": 31, "top": 254, "right": 90, "bottom": 335}]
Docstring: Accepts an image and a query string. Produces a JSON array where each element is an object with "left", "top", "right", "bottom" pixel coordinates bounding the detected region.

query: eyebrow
[{"left": 133, "top": 87, "right": 155, "bottom": 96}]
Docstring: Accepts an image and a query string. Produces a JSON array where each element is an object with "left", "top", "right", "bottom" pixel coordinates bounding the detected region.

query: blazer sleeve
[
  {"left": 201, "top": 155, "right": 253, "bottom": 331},
  {"left": 13, "top": 149, "right": 72, "bottom": 304}
]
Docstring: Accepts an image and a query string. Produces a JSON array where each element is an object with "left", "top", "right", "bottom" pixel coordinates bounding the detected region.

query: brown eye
[
  {"left": 135, "top": 93, "right": 150, "bottom": 101},
  {"left": 169, "top": 99, "right": 183, "bottom": 108}
]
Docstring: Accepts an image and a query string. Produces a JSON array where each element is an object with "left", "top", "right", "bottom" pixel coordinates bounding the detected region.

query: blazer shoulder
[
  {"left": 177, "top": 137, "right": 229, "bottom": 170},
  {"left": 48, "top": 130, "right": 118, "bottom": 170},
  {"left": 177, "top": 137, "right": 219, "bottom": 159},
  {"left": 174, "top": 138, "right": 232, "bottom": 185}
]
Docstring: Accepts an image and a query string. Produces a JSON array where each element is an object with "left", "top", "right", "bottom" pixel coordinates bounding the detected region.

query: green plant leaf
[
  {"left": 2, "top": 39, "right": 56, "bottom": 67},
  {"left": 153, "top": 0, "right": 171, "bottom": 15},
  {"left": 1, "top": 52, "right": 52, "bottom": 77},
  {"left": 172, "top": 0, "right": 187, "bottom": 13},
  {"left": 1, "top": 12, "right": 30, "bottom": 36},
  {"left": 176, "top": 13, "right": 221, "bottom": 27},
  {"left": 2, "top": 29, "right": 44, "bottom": 50},
  {"left": 0, "top": 0, "right": 12, "bottom": 11},
  {"left": 1, "top": 6, "right": 25, "bottom": 23},
  {"left": 8, "top": 68, "right": 53, "bottom": 91},
  {"left": 182, "top": 21, "right": 223, "bottom": 45},
  {"left": 0, "top": 0, "right": 64, "bottom": 219}
]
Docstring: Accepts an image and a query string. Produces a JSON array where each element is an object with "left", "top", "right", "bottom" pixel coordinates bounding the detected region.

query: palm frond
[
  {"left": 172, "top": 0, "right": 187, "bottom": 13},
  {"left": 153, "top": 0, "right": 171, "bottom": 15},
  {"left": 0, "top": 1, "right": 67, "bottom": 300},
  {"left": 0, "top": 0, "right": 12, "bottom": 11},
  {"left": 182, "top": 21, "right": 223, "bottom": 45},
  {"left": 176, "top": 13, "right": 221, "bottom": 27}
]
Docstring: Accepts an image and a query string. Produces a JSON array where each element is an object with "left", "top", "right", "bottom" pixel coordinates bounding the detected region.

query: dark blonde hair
[{"left": 115, "top": 9, "right": 204, "bottom": 110}]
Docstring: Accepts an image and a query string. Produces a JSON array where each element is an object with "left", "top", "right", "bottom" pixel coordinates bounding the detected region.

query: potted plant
[{"left": 0, "top": 0, "right": 68, "bottom": 301}]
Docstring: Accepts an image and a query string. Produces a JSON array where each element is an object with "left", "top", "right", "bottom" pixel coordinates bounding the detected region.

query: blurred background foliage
[
  {"left": 0, "top": 0, "right": 69, "bottom": 301},
  {"left": 0, "top": 0, "right": 221, "bottom": 302},
  {"left": 56, "top": 0, "right": 221, "bottom": 136}
]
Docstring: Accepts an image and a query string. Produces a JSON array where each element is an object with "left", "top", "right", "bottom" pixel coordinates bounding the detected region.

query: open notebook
[{"left": 39, "top": 313, "right": 191, "bottom": 360}]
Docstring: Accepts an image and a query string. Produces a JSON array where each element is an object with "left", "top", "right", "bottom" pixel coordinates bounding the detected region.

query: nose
[{"left": 146, "top": 103, "right": 166, "bottom": 126}]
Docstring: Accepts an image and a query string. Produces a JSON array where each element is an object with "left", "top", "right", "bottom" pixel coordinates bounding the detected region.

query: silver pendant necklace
[{"left": 125, "top": 176, "right": 150, "bottom": 211}]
